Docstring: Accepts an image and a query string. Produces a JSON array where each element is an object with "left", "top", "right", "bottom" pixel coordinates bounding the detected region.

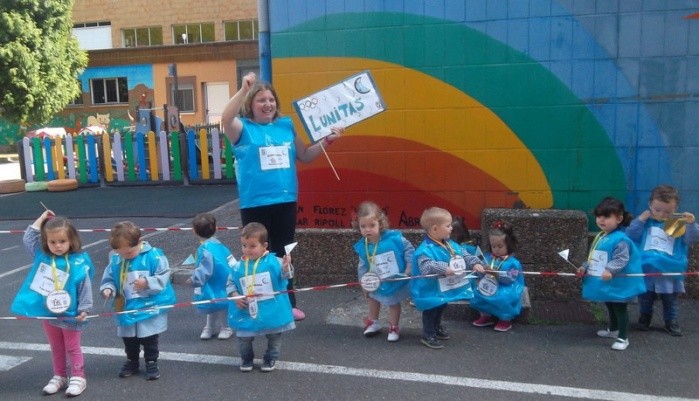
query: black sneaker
[
  {"left": 261, "top": 359, "right": 276, "bottom": 372},
  {"left": 118, "top": 360, "right": 139, "bottom": 378},
  {"left": 145, "top": 361, "right": 160, "bottom": 380},
  {"left": 636, "top": 314, "right": 651, "bottom": 331},
  {"left": 665, "top": 320, "right": 682, "bottom": 337},
  {"left": 240, "top": 360, "right": 253, "bottom": 372},
  {"left": 435, "top": 326, "right": 450, "bottom": 340},
  {"left": 421, "top": 337, "right": 444, "bottom": 349}
]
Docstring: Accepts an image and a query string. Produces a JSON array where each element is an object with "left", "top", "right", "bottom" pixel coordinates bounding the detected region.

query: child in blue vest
[
  {"left": 12, "top": 210, "right": 94, "bottom": 397},
  {"left": 186, "top": 213, "right": 236, "bottom": 340},
  {"left": 226, "top": 222, "right": 294, "bottom": 372},
  {"left": 100, "top": 221, "right": 176, "bottom": 380},
  {"left": 353, "top": 201, "right": 414, "bottom": 342},
  {"left": 625, "top": 185, "right": 699, "bottom": 336},
  {"left": 578, "top": 197, "right": 645, "bottom": 351},
  {"left": 411, "top": 207, "right": 484, "bottom": 349},
  {"left": 470, "top": 220, "right": 525, "bottom": 332}
]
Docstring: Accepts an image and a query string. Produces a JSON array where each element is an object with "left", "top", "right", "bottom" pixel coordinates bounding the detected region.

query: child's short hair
[
  {"left": 241, "top": 222, "right": 268, "bottom": 244},
  {"left": 450, "top": 215, "right": 471, "bottom": 244},
  {"left": 420, "top": 207, "right": 451, "bottom": 231},
  {"left": 41, "top": 216, "right": 81, "bottom": 254},
  {"left": 354, "top": 201, "right": 389, "bottom": 232},
  {"left": 593, "top": 197, "right": 633, "bottom": 227},
  {"left": 650, "top": 184, "right": 680, "bottom": 204},
  {"left": 192, "top": 213, "right": 217, "bottom": 238},
  {"left": 486, "top": 220, "right": 518, "bottom": 253},
  {"left": 109, "top": 221, "right": 142, "bottom": 248}
]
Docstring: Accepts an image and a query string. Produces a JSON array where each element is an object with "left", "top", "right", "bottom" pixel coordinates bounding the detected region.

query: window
[
  {"left": 170, "top": 82, "right": 195, "bottom": 113},
  {"left": 73, "top": 21, "right": 111, "bottom": 28},
  {"left": 90, "top": 78, "right": 129, "bottom": 104},
  {"left": 173, "top": 23, "right": 215, "bottom": 44},
  {"left": 224, "top": 20, "right": 258, "bottom": 41},
  {"left": 123, "top": 27, "right": 163, "bottom": 47}
]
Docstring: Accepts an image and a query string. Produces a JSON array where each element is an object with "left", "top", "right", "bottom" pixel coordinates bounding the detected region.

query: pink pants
[{"left": 42, "top": 321, "right": 85, "bottom": 378}]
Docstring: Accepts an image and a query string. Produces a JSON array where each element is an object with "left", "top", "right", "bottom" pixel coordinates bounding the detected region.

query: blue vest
[
  {"left": 194, "top": 238, "right": 234, "bottom": 313},
  {"left": 459, "top": 243, "right": 478, "bottom": 256},
  {"left": 11, "top": 252, "right": 93, "bottom": 320},
  {"left": 410, "top": 237, "right": 474, "bottom": 311},
  {"left": 233, "top": 117, "right": 298, "bottom": 209},
  {"left": 582, "top": 230, "right": 646, "bottom": 302},
  {"left": 227, "top": 253, "right": 294, "bottom": 332},
  {"left": 353, "top": 230, "right": 410, "bottom": 297},
  {"left": 469, "top": 254, "right": 525, "bottom": 320},
  {"left": 635, "top": 219, "right": 688, "bottom": 277},
  {"left": 107, "top": 247, "right": 176, "bottom": 326}
]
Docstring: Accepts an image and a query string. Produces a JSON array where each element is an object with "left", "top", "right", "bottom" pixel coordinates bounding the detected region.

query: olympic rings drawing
[{"left": 298, "top": 98, "right": 319, "bottom": 110}]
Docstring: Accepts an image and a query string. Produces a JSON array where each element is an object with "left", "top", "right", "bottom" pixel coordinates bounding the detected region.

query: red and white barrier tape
[
  {"left": 0, "top": 226, "right": 241, "bottom": 234},
  {"left": 2, "top": 269, "right": 698, "bottom": 321}
]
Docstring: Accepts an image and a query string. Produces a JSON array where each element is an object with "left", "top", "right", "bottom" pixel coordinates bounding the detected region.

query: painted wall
[{"left": 268, "top": 0, "right": 699, "bottom": 229}]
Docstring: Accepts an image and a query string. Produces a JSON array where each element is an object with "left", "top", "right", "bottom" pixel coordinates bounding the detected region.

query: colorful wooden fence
[{"left": 19, "top": 129, "right": 235, "bottom": 186}]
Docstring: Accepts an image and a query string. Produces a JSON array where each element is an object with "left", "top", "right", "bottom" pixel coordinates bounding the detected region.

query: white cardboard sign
[{"left": 293, "top": 70, "right": 386, "bottom": 143}]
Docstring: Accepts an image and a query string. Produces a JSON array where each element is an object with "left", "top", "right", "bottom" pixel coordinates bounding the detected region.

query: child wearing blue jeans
[
  {"left": 226, "top": 222, "right": 294, "bottom": 372},
  {"left": 625, "top": 185, "right": 699, "bottom": 336},
  {"left": 411, "top": 207, "right": 484, "bottom": 349}
]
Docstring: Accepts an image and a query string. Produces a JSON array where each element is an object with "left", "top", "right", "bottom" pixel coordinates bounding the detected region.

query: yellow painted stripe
[
  {"left": 102, "top": 133, "right": 114, "bottom": 182},
  {"left": 199, "top": 129, "right": 210, "bottom": 179},
  {"left": 275, "top": 57, "right": 552, "bottom": 207},
  {"left": 147, "top": 131, "right": 159, "bottom": 181}
]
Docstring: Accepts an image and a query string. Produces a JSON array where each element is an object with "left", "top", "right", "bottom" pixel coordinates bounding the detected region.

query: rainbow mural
[{"left": 269, "top": 1, "right": 697, "bottom": 229}]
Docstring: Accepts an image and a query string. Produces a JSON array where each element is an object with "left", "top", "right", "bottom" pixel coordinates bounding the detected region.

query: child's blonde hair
[
  {"left": 41, "top": 216, "right": 82, "bottom": 254},
  {"left": 420, "top": 207, "right": 451, "bottom": 231},
  {"left": 109, "top": 221, "right": 142, "bottom": 249},
  {"left": 355, "top": 201, "right": 389, "bottom": 232}
]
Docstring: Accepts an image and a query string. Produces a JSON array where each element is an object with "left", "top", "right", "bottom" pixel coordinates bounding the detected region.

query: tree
[{"left": 0, "top": 0, "right": 87, "bottom": 125}]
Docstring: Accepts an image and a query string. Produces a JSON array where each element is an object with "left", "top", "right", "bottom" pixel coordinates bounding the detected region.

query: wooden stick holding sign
[{"left": 293, "top": 70, "right": 387, "bottom": 181}]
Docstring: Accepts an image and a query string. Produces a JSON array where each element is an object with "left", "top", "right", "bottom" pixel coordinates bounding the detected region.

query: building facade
[{"left": 63, "top": 0, "right": 259, "bottom": 134}]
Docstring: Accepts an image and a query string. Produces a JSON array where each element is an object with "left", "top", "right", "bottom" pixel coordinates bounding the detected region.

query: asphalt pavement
[{"left": 1, "top": 160, "right": 699, "bottom": 400}]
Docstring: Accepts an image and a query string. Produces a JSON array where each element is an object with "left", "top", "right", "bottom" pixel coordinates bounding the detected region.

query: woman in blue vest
[
  {"left": 222, "top": 72, "right": 344, "bottom": 321},
  {"left": 578, "top": 197, "right": 645, "bottom": 351}
]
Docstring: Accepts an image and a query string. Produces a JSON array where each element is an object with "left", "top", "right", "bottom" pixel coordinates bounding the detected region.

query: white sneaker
[
  {"left": 217, "top": 327, "right": 234, "bottom": 340},
  {"left": 597, "top": 329, "right": 619, "bottom": 338},
  {"left": 387, "top": 325, "right": 400, "bottom": 342},
  {"left": 43, "top": 375, "right": 67, "bottom": 395},
  {"left": 611, "top": 338, "right": 629, "bottom": 351},
  {"left": 200, "top": 326, "right": 214, "bottom": 340},
  {"left": 363, "top": 320, "right": 381, "bottom": 336},
  {"left": 65, "top": 377, "right": 86, "bottom": 397}
]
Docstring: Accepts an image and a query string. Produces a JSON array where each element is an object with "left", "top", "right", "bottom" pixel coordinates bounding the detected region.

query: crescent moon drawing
[{"left": 354, "top": 76, "right": 372, "bottom": 94}]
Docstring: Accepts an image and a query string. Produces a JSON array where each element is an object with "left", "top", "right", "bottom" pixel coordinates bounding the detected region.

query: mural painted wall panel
[{"left": 268, "top": 0, "right": 698, "bottom": 229}]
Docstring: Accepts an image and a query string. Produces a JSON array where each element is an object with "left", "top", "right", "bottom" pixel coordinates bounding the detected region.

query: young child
[
  {"left": 100, "top": 221, "right": 176, "bottom": 381},
  {"left": 353, "top": 201, "right": 414, "bottom": 342},
  {"left": 11, "top": 210, "right": 94, "bottom": 397},
  {"left": 578, "top": 197, "right": 645, "bottom": 351},
  {"left": 470, "top": 220, "right": 525, "bottom": 332},
  {"left": 450, "top": 215, "right": 478, "bottom": 256},
  {"left": 411, "top": 207, "right": 484, "bottom": 349},
  {"left": 625, "top": 185, "right": 699, "bottom": 336},
  {"left": 226, "top": 222, "right": 294, "bottom": 372},
  {"left": 186, "top": 213, "right": 236, "bottom": 340}
]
